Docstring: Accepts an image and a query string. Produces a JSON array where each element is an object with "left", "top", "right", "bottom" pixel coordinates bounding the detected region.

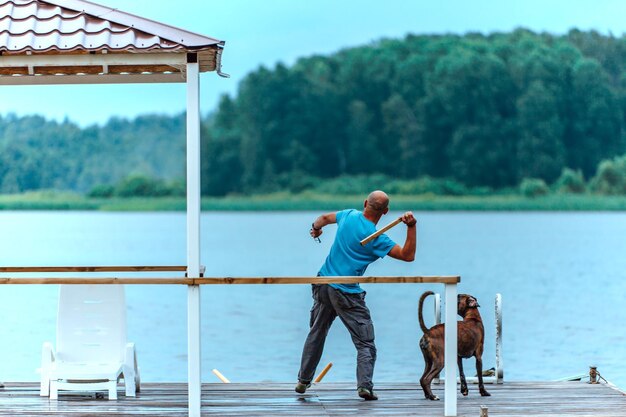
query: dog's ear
[{"left": 468, "top": 296, "right": 480, "bottom": 308}]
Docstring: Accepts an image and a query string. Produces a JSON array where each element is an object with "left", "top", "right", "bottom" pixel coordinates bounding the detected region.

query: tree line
[
  {"left": 0, "top": 28, "right": 625, "bottom": 197},
  {"left": 202, "top": 28, "right": 626, "bottom": 195},
  {"left": 0, "top": 113, "right": 186, "bottom": 194}
]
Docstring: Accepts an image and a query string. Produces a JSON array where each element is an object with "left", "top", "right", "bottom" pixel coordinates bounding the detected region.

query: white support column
[
  {"left": 495, "top": 293, "right": 503, "bottom": 383},
  {"left": 186, "top": 55, "right": 202, "bottom": 417},
  {"left": 444, "top": 283, "right": 458, "bottom": 417}
]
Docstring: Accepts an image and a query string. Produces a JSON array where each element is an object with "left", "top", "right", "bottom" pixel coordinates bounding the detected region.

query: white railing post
[
  {"left": 186, "top": 54, "right": 202, "bottom": 417},
  {"left": 495, "top": 293, "right": 503, "bottom": 383},
  {"left": 444, "top": 283, "right": 457, "bottom": 416},
  {"left": 433, "top": 293, "right": 442, "bottom": 384},
  {"left": 434, "top": 293, "right": 442, "bottom": 325}
]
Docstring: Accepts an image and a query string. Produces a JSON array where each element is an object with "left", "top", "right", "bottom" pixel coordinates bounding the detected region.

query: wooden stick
[
  {"left": 360, "top": 217, "right": 403, "bottom": 246},
  {"left": 314, "top": 362, "right": 333, "bottom": 383},
  {"left": 212, "top": 369, "right": 230, "bottom": 383}
]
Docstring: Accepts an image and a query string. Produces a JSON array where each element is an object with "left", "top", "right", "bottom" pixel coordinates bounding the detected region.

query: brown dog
[{"left": 418, "top": 291, "right": 491, "bottom": 400}]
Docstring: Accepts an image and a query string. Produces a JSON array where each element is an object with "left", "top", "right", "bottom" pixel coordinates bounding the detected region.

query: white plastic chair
[{"left": 40, "top": 284, "right": 140, "bottom": 399}]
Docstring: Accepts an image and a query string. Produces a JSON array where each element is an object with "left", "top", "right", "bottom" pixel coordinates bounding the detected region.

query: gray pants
[{"left": 297, "top": 284, "right": 376, "bottom": 390}]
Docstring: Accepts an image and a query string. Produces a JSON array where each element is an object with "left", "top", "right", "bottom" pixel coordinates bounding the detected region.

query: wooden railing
[
  {"left": 0, "top": 266, "right": 189, "bottom": 273},
  {"left": 0, "top": 266, "right": 193, "bottom": 284},
  {"left": 0, "top": 274, "right": 458, "bottom": 286},
  {"left": 0, "top": 266, "right": 461, "bottom": 416},
  {"left": 0, "top": 267, "right": 458, "bottom": 285}
]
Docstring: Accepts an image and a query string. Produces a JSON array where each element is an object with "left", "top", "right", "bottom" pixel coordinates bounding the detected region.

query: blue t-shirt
[{"left": 319, "top": 209, "right": 396, "bottom": 293}]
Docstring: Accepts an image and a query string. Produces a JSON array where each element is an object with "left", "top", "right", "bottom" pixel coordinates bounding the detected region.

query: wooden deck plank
[{"left": 0, "top": 381, "right": 624, "bottom": 416}]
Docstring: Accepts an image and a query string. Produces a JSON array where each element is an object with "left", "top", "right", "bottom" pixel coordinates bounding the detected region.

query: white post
[
  {"left": 495, "top": 293, "right": 503, "bottom": 383},
  {"left": 434, "top": 293, "right": 441, "bottom": 325},
  {"left": 186, "top": 55, "right": 202, "bottom": 417},
  {"left": 433, "top": 293, "right": 442, "bottom": 384},
  {"left": 444, "top": 283, "right": 457, "bottom": 416}
]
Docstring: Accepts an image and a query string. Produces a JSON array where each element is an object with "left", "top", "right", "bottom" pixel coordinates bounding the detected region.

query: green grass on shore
[{"left": 1, "top": 191, "right": 626, "bottom": 211}]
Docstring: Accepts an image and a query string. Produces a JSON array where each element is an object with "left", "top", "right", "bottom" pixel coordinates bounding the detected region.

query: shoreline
[{"left": 1, "top": 193, "right": 626, "bottom": 211}]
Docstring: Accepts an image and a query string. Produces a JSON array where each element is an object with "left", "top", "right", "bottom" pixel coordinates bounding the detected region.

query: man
[{"left": 296, "top": 190, "right": 417, "bottom": 400}]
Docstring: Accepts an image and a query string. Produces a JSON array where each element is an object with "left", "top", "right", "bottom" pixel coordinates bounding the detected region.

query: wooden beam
[
  {"left": 0, "top": 266, "right": 188, "bottom": 273},
  {"left": 195, "top": 276, "right": 460, "bottom": 285},
  {"left": 0, "top": 276, "right": 460, "bottom": 285},
  {"left": 0, "top": 278, "right": 194, "bottom": 285},
  {"left": 0, "top": 53, "right": 187, "bottom": 68},
  {"left": 0, "top": 73, "right": 186, "bottom": 85}
]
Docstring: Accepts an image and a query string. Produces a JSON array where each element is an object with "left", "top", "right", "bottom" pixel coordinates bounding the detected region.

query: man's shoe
[
  {"left": 357, "top": 387, "right": 378, "bottom": 401},
  {"left": 295, "top": 381, "right": 311, "bottom": 394}
]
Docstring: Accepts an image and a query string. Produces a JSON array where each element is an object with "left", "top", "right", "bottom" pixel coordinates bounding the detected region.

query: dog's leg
[
  {"left": 458, "top": 356, "right": 468, "bottom": 396},
  {"left": 475, "top": 354, "right": 491, "bottom": 397},
  {"left": 422, "top": 359, "right": 444, "bottom": 401},
  {"left": 420, "top": 346, "right": 439, "bottom": 401},
  {"left": 419, "top": 362, "right": 434, "bottom": 400}
]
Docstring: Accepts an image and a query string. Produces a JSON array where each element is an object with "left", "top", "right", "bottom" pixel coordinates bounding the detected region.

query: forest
[{"left": 1, "top": 28, "right": 625, "bottom": 198}]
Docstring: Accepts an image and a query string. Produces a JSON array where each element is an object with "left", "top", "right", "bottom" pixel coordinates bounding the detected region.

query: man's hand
[
  {"left": 388, "top": 211, "right": 417, "bottom": 262},
  {"left": 310, "top": 226, "right": 323, "bottom": 239},
  {"left": 310, "top": 222, "right": 323, "bottom": 243},
  {"left": 401, "top": 211, "right": 417, "bottom": 227},
  {"left": 309, "top": 213, "right": 337, "bottom": 243}
]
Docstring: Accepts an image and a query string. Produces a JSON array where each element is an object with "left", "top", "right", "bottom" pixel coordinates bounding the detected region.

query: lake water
[{"left": 1, "top": 211, "right": 625, "bottom": 389}]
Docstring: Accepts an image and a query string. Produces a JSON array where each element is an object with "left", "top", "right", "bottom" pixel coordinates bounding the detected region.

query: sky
[{"left": 1, "top": 0, "right": 625, "bottom": 126}]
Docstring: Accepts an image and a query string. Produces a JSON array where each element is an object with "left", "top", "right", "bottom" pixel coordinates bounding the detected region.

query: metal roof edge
[{"left": 40, "top": 0, "right": 224, "bottom": 49}]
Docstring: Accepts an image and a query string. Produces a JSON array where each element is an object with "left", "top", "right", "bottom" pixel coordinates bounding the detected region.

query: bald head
[{"left": 365, "top": 190, "right": 389, "bottom": 214}]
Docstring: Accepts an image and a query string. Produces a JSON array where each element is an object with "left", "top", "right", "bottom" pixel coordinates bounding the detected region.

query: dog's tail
[{"left": 418, "top": 291, "right": 434, "bottom": 333}]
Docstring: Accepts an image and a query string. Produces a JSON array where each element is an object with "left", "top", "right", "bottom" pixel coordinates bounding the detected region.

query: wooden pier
[
  {"left": 0, "top": 381, "right": 624, "bottom": 416},
  {"left": 0, "top": 268, "right": 463, "bottom": 415}
]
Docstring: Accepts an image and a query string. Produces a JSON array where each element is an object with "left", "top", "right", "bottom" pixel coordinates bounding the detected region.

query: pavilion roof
[{"left": 0, "top": 0, "right": 225, "bottom": 82}]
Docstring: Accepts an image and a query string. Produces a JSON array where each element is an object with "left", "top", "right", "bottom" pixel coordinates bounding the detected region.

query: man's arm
[
  {"left": 310, "top": 212, "right": 337, "bottom": 240},
  {"left": 387, "top": 211, "right": 417, "bottom": 262}
]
